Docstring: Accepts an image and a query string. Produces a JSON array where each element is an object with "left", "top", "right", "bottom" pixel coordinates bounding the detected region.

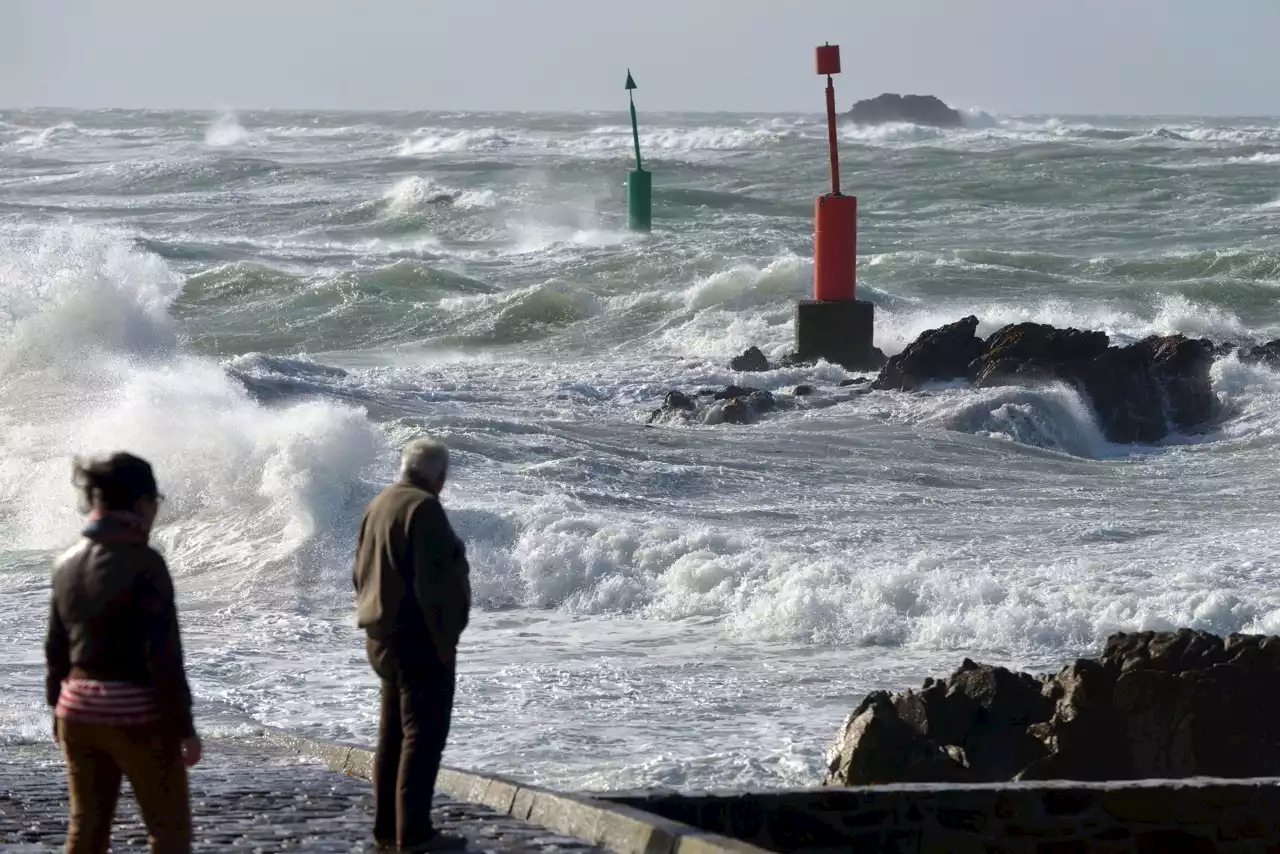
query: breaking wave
[
  {"left": 0, "top": 226, "right": 383, "bottom": 589},
  {"left": 205, "top": 111, "right": 256, "bottom": 147}
]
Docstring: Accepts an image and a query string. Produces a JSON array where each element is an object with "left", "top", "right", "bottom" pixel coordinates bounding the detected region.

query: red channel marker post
[
  {"left": 813, "top": 43, "right": 855, "bottom": 302},
  {"left": 795, "top": 43, "right": 876, "bottom": 370}
]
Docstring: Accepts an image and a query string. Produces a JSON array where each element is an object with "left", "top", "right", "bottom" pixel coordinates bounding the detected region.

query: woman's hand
[{"left": 180, "top": 736, "right": 202, "bottom": 767}]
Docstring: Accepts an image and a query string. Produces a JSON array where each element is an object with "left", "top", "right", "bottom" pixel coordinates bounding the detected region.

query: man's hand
[
  {"left": 181, "top": 736, "right": 202, "bottom": 767},
  {"left": 437, "top": 646, "right": 456, "bottom": 667}
]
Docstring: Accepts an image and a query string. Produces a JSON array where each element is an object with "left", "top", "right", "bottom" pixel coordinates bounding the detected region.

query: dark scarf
[{"left": 82, "top": 510, "right": 150, "bottom": 544}]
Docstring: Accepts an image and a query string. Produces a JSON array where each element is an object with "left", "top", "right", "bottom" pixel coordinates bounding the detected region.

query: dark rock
[
  {"left": 663, "top": 391, "right": 695, "bottom": 412},
  {"left": 876, "top": 317, "right": 1221, "bottom": 443},
  {"left": 1072, "top": 335, "right": 1216, "bottom": 444},
  {"left": 748, "top": 390, "right": 775, "bottom": 413},
  {"left": 948, "top": 659, "right": 1055, "bottom": 728},
  {"left": 824, "top": 630, "right": 1280, "bottom": 785},
  {"left": 793, "top": 385, "right": 815, "bottom": 397},
  {"left": 970, "top": 323, "right": 1110, "bottom": 386},
  {"left": 871, "top": 316, "right": 984, "bottom": 391},
  {"left": 848, "top": 93, "right": 964, "bottom": 128},
  {"left": 646, "top": 390, "right": 701, "bottom": 424},
  {"left": 969, "top": 324, "right": 1193, "bottom": 443},
  {"left": 722, "top": 398, "right": 752, "bottom": 424},
  {"left": 1213, "top": 341, "right": 1241, "bottom": 360},
  {"left": 1143, "top": 334, "right": 1217, "bottom": 431},
  {"left": 647, "top": 385, "right": 786, "bottom": 427},
  {"left": 730, "top": 346, "right": 771, "bottom": 372},
  {"left": 1240, "top": 339, "right": 1280, "bottom": 366},
  {"left": 720, "top": 389, "right": 775, "bottom": 425},
  {"left": 1077, "top": 344, "right": 1167, "bottom": 444},
  {"left": 824, "top": 692, "right": 974, "bottom": 786},
  {"left": 713, "top": 385, "right": 760, "bottom": 401},
  {"left": 839, "top": 377, "right": 870, "bottom": 387},
  {"left": 1018, "top": 659, "right": 1130, "bottom": 781},
  {"left": 646, "top": 390, "right": 697, "bottom": 424},
  {"left": 780, "top": 352, "right": 815, "bottom": 369}
]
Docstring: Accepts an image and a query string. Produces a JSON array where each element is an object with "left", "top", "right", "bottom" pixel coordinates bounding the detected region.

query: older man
[{"left": 354, "top": 439, "right": 471, "bottom": 852}]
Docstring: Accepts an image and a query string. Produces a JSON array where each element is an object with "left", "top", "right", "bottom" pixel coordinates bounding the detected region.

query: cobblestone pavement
[{"left": 0, "top": 739, "right": 606, "bottom": 852}]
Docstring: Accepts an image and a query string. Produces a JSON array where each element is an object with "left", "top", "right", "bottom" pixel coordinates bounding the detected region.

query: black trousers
[{"left": 366, "top": 637, "right": 456, "bottom": 847}]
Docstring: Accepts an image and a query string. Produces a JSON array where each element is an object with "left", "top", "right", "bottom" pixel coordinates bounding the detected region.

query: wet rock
[
  {"left": 1019, "top": 658, "right": 1130, "bottom": 782},
  {"left": 748, "top": 389, "right": 776, "bottom": 413},
  {"left": 664, "top": 390, "right": 695, "bottom": 411},
  {"left": 793, "top": 385, "right": 815, "bottom": 396},
  {"left": 1240, "top": 339, "right": 1280, "bottom": 366},
  {"left": 1143, "top": 334, "right": 1217, "bottom": 431},
  {"left": 649, "top": 384, "right": 785, "bottom": 427},
  {"left": 848, "top": 93, "right": 964, "bottom": 128},
  {"left": 824, "top": 630, "right": 1280, "bottom": 785},
  {"left": 780, "top": 352, "right": 815, "bottom": 368},
  {"left": 839, "top": 377, "right": 870, "bottom": 387},
  {"left": 1077, "top": 344, "right": 1168, "bottom": 444},
  {"left": 646, "top": 390, "right": 696, "bottom": 424},
  {"left": 721, "top": 390, "right": 776, "bottom": 424},
  {"left": 970, "top": 323, "right": 1110, "bottom": 386},
  {"left": 873, "top": 317, "right": 1221, "bottom": 443},
  {"left": 969, "top": 324, "right": 1193, "bottom": 444},
  {"left": 730, "top": 346, "right": 771, "bottom": 372},
  {"left": 721, "top": 398, "right": 752, "bottom": 424},
  {"left": 824, "top": 692, "right": 975, "bottom": 786},
  {"left": 871, "top": 316, "right": 984, "bottom": 391},
  {"left": 1069, "top": 335, "right": 1216, "bottom": 444},
  {"left": 713, "top": 385, "right": 761, "bottom": 401}
]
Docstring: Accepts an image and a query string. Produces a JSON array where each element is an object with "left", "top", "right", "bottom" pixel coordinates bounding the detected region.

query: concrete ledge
[{"left": 260, "top": 729, "right": 768, "bottom": 854}]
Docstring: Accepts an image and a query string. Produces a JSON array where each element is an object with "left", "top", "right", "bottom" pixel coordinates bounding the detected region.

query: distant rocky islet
[{"left": 847, "top": 93, "right": 964, "bottom": 127}]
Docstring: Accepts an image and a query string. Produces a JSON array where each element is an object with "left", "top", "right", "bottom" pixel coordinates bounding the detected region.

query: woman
[{"left": 45, "top": 452, "right": 201, "bottom": 854}]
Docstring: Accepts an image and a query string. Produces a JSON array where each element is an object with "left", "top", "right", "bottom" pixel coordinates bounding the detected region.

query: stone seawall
[
  {"left": 264, "top": 730, "right": 767, "bottom": 854},
  {"left": 605, "top": 778, "right": 1280, "bottom": 853}
]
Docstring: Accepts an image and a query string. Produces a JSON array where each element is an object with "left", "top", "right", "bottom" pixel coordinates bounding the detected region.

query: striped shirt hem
[{"left": 55, "top": 678, "right": 162, "bottom": 727}]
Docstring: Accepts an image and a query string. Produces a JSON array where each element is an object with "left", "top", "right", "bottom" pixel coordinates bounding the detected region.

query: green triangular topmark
[{"left": 625, "top": 70, "right": 637, "bottom": 91}]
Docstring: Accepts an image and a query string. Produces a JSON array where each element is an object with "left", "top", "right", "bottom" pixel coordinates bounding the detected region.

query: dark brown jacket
[
  {"left": 353, "top": 479, "right": 470, "bottom": 653},
  {"left": 45, "top": 523, "right": 196, "bottom": 739}
]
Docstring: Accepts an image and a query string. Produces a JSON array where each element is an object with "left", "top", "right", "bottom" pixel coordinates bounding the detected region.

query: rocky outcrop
[
  {"left": 970, "top": 322, "right": 1109, "bottom": 386},
  {"left": 720, "top": 388, "right": 776, "bottom": 424},
  {"left": 728, "top": 347, "right": 886, "bottom": 373},
  {"left": 646, "top": 380, "right": 871, "bottom": 427},
  {"left": 872, "top": 316, "right": 985, "bottom": 392},
  {"left": 823, "top": 630, "right": 1280, "bottom": 785},
  {"left": 872, "top": 318, "right": 1221, "bottom": 443},
  {"left": 729, "top": 346, "right": 770, "bottom": 372},
  {"left": 848, "top": 94, "right": 963, "bottom": 128},
  {"left": 1238, "top": 338, "right": 1280, "bottom": 367},
  {"left": 647, "top": 385, "right": 779, "bottom": 426}
]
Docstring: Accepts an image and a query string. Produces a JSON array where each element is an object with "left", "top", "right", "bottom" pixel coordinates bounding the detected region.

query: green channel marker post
[{"left": 626, "top": 69, "right": 652, "bottom": 233}]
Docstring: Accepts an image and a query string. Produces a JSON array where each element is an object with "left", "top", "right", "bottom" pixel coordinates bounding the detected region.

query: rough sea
[{"left": 2, "top": 107, "right": 1279, "bottom": 791}]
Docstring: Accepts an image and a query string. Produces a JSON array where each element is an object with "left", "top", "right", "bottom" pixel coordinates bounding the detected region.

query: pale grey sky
[{"left": 4, "top": 0, "right": 1279, "bottom": 115}]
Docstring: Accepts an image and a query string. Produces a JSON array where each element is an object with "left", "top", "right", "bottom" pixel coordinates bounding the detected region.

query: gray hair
[{"left": 400, "top": 438, "right": 449, "bottom": 484}]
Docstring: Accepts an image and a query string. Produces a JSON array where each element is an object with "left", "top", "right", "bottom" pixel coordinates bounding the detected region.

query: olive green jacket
[{"left": 353, "top": 479, "right": 470, "bottom": 654}]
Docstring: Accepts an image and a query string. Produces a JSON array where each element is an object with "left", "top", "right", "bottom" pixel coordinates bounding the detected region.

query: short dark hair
[{"left": 72, "top": 452, "right": 159, "bottom": 513}]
